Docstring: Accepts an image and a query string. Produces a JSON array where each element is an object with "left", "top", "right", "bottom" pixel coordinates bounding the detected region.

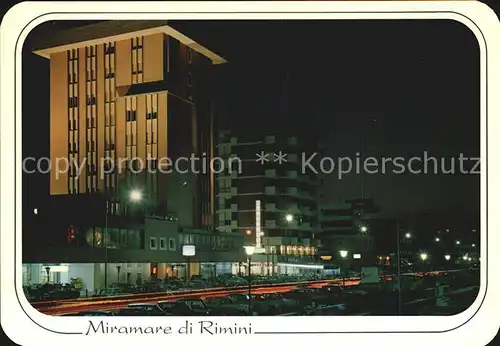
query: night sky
[{"left": 15, "top": 2, "right": 498, "bottom": 222}]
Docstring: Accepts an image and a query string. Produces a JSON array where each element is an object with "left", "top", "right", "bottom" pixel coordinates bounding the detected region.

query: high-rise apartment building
[
  {"left": 215, "top": 130, "right": 321, "bottom": 275},
  {"left": 34, "top": 20, "right": 226, "bottom": 229}
]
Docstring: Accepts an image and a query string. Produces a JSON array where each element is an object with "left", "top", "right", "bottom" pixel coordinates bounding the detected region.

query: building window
[
  {"left": 150, "top": 237, "right": 157, "bottom": 250},
  {"left": 68, "top": 96, "right": 78, "bottom": 108},
  {"left": 168, "top": 238, "right": 176, "bottom": 251},
  {"left": 86, "top": 95, "right": 96, "bottom": 106},
  {"left": 159, "top": 237, "right": 166, "bottom": 250},
  {"left": 104, "top": 42, "right": 115, "bottom": 55},
  {"left": 131, "top": 37, "right": 144, "bottom": 84},
  {"left": 126, "top": 110, "right": 137, "bottom": 122}
]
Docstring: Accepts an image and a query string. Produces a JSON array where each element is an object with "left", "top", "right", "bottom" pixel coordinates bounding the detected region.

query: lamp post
[
  {"left": 396, "top": 224, "right": 411, "bottom": 315},
  {"left": 420, "top": 252, "right": 428, "bottom": 271},
  {"left": 283, "top": 214, "right": 294, "bottom": 275},
  {"left": 244, "top": 246, "right": 256, "bottom": 315},
  {"left": 44, "top": 266, "right": 51, "bottom": 283},
  {"left": 104, "top": 189, "right": 143, "bottom": 290},
  {"left": 339, "top": 250, "right": 348, "bottom": 286}
]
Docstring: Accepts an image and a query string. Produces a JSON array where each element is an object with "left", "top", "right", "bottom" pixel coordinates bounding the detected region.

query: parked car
[
  {"left": 95, "top": 288, "right": 130, "bottom": 297},
  {"left": 127, "top": 303, "right": 169, "bottom": 316},
  {"left": 203, "top": 296, "right": 248, "bottom": 315},
  {"left": 305, "top": 303, "right": 353, "bottom": 316},
  {"left": 115, "top": 307, "right": 151, "bottom": 316},
  {"left": 76, "top": 310, "right": 116, "bottom": 316},
  {"left": 157, "top": 299, "right": 210, "bottom": 316},
  {"left": 225, "top": 277, "right": 248, "bottom": 287}
]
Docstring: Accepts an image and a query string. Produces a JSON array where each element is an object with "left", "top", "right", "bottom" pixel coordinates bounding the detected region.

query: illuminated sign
[
  {"left": 255, "top": 200, "right": 262, "bottom": 249},
  {"left": 353, "top": 254, "right": 361, "bottom": 259},
  {"left": 182, "top": 245, "right": 196, "bottom": 256}
]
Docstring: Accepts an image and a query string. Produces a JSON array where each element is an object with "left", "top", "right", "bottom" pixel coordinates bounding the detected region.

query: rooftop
[{"left": 32, "top": 20, "right": 227, "bottom": 65}]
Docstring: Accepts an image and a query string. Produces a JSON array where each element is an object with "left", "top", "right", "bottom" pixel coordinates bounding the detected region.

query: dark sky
[{"left": 15, "top": 3, "right": 497, "bottom": 219}]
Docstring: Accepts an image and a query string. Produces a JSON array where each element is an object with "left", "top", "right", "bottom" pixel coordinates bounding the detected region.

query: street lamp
[
  {"left": 104, "top": 189, "right": 143, "bottom": 289},
  {"left": 405, "top": 232, "right": 411, "bottom": 239},
  {"left": 456, "top": 240, "right": 461, "bottom": 245},
  {"left": 435, "top": 237, "right": 440, "bottom": 242},
  {"left": 244, "top": 246, "right": 256, "bottom": 315},
  {"left": 360, "top": 225, "right": 368, "bottom": 233},
  {"left": 285, "top": 214, "right": 294, "bottom": 223},
  {"left": 420, "top": 253, "right": 428, "bottom": 261},
  {"left": 339, "top": 250, "right": 348, "bottom": 286},
  {"left": 129, "top": 189, "right": 143, "bottom": 202},
  {"left": 444, "top": 254, "right": 451, "bottom": 261}
]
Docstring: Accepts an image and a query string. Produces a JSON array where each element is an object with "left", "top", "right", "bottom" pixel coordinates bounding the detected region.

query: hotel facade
[{"left": 24, "top": 21, "right": 246, "bottom": 291}]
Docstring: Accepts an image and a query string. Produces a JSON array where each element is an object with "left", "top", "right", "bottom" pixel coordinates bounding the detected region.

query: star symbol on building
[
  {"left": 274, "top": 151, "right": 288, "bottom": 164},
  {"left": 256, "top": 151, "right": 270, "bottom": 164}
]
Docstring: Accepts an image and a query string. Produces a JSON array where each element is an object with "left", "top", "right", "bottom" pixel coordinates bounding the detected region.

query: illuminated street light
[
  {"left": 339, "top": 250, "right": 348, "bottom": 286},
  {"left": 244, "top": 245, "right": 256, "bottom": 315},
  {"left": 405, "top": 232, "right": 411, "bottom": 239},
  {"left": 435, "top": 237, "right": 440, "bottom": 242},
  {"left": 463, "top": 255, "right": 468, "bottom": 260},
  {"left": 456, "top": 240, "right": 461, "bottom": 245},
  {"left": 244, "top": 246, "right": 256, "bottom": 256},
  {"left": 129, "top": 189, "right": 143, "bottom": 202},
  {"left": 245, "top": 230, "right": 252, "bottom": 236},
  {"left": 33, "top": 208, "right": 38, "bottom": 215},
  {"left": 420, "top": 253, "right": 428, "bottom": 261},
  {"left": 472, "top": 244, "right": 476, "bottom": 247},
  {"left": 360, "top": 225, "right": 368, "bottom": 233},
  {"left": 444, "top": 254, "right": 451, "bottom": 261},
  {"left": 104, "top": 188, "right": 143, "bottom": 290},
  {"left": 467, "top": 257, "right": 472, "bottom": 261},
  {"left": 285, "top": 214, "right": 294, "bottom": 223}
]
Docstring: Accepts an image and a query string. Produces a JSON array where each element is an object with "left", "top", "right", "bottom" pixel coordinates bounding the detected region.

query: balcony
[
  {"left": 265, "top": 186, "right": 276, "bottom": 195},
  {"left": 265, "top": 169, "right": 277, "bottom": 178},
  {"left": 265, "top": 203, "right": 277, "bottom": 212},
  {"left": 300, "top": 207, "right": 314, "bottom": 215},
  {"left": 286, "top": 170, "right": 299, "bottom": 179},
  {"left": 288, "top": 154, "right": 298, "bottom": 163},
  {"left": 284, "top": 187, "right": 299, "bottom": 196},
  {"left": 300, "top": 222, "right": 312, "bottom": 230},
  {"left": 265, "top": 220, "right": 277, "bottom": 228},
  {"left": 265, "top": 135, "right": 276, "bottom": 144}
]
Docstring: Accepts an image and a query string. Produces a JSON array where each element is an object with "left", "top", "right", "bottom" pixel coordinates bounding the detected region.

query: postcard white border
[{"left": 1, "top": 2, "right": 499, "bottom": 346}]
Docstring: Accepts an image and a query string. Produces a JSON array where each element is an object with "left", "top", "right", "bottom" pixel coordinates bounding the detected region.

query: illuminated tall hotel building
[
  {"left": 33, "top": 21, "right": 226, "bottom": 229},
  {"left": 23, "top": 21, "right": 246, "bottom": 288}
]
